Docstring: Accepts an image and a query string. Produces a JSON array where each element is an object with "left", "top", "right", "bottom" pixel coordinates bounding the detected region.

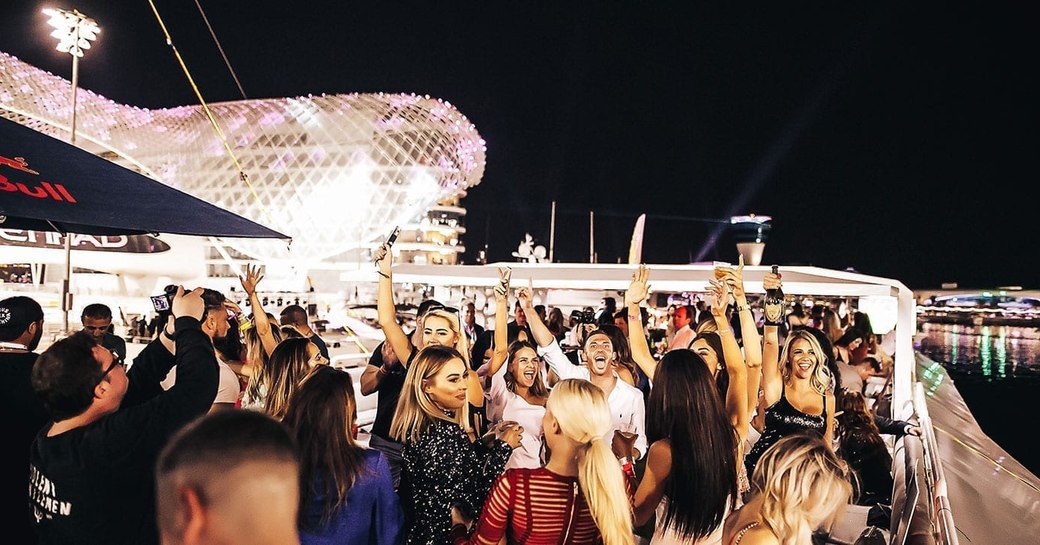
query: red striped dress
[{"left": 451, "top": 467, "right": 604, "bottom": 545}]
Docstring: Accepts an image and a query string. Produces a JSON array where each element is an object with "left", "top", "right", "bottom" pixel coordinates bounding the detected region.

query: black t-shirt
[
  {"left": 308, "top": 333, "right": 330, "bottom": 360},
  {"left": 30, "top": 318, "right": 218, "bottom": 545},
  {"left": 2, "top": 350, "right": 49, "bottom": 545},
  {"left": 367, "top": 340, "right": 410, "bottom": 441}
]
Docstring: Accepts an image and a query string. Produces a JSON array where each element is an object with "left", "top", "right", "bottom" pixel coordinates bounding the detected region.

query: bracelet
[
  {"left": 627, "top": 314, "right": 639, "bottom": 320},
  {"left": 377, "top": 271, "right": 390, "bottom": 279},
  {"left": 737, "top": 305, "right": 750, "bottom": 313},
  {"left": 163, "top": 329, "right": 177, "bottom": 340}
]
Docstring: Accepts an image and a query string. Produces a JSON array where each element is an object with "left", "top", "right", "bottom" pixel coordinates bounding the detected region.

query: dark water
[{"left": 915, "top": 322, "right": 1040, "bottom": 475}]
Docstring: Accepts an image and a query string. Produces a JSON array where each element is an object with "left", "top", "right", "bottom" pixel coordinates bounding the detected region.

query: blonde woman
[
  {"left": 723, "top": 434, "right": 851, "bottom": 545},
  {"left": 392, "top": 345, "right": 520, "bottom": 545},
  {"left": 376, "top": 243, "right": 488, "bottom": 439},
  {"left": 230, "top": 264, "right": 283, "bottom": 410},
  {"left": 745, "top": 272, "right": 836, "bottom": 479},
  {"left": 451, "top": 379, "right": 634, "bottom": 545}
]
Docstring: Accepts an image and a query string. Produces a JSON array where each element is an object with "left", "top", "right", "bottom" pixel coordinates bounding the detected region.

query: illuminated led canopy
[{"left": 0, "top": 51, "right": 486, "bottom": 263}]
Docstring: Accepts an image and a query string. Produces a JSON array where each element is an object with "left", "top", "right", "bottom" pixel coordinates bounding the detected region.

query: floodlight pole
[
  {"left": 60, "top": 52, "right": 80, "bottom": 333},
  {"left": 44, "top": 7, "right": 98, "bottom": 334}
]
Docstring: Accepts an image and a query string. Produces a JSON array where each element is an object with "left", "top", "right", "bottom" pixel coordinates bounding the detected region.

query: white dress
[
  {"left": 487, "top": 361, "right": 546, "bottom": 469},
  {"left": 650, "top": 498, "right": 727, "bottom": 545}
]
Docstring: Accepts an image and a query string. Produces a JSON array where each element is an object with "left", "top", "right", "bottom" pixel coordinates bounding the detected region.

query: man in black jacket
[
  {"left": 1, "top": 295, "right": 49, "bottom": 545},
  {"left": 29, "top": 287, "right": 218, "bottom": 545}
]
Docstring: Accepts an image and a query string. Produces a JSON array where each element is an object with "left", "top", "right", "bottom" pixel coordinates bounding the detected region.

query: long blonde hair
[
  {"left": 547, "top": 379, "right": 634, "bottom": 545},
  {"left": 751, "top": 433, "right": 851, "bottom": 545},
  {"left": 390, "top": 345, "right": 469, "bottom": 444},
  {"left": 779, "top": 329, "right": 832, "bottom": 395},
  {"left": 263, "top": 337, "right": 315, "bottom": 420},
  {"left": 243, "top": 321, "right": 283, "bottom": 405}
]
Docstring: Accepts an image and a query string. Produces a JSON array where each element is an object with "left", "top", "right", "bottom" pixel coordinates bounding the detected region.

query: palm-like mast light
[{"left": 43, "top": 8, "right": 99, "bottom": 58}]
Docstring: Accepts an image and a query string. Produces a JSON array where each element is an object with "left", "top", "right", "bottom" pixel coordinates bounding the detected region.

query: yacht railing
[{"left": 913, "top": 382, "right": 959, "bottom": 545}]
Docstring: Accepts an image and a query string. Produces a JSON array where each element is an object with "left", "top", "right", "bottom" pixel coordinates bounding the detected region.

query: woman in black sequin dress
[
  {"left": 391, "top": 345, "right": 520, "bottom": 545},
  {"left": 746, "top": 271, "right": 836, "bottom": 478}
]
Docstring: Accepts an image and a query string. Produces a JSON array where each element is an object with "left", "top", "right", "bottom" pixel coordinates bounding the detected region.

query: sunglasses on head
[{"left": 423, "top": 304, "right": 459, "bottom": 316}]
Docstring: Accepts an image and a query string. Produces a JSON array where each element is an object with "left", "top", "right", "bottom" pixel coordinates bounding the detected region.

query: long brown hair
[
  {"left": 282, "top": 367, "right": 365, "bottom": 530},
  {"left": 503, "top": 340, "right": 549, "bottom": 398}
]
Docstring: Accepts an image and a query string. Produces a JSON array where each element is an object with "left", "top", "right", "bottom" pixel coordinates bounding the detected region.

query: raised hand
[
  {"left": 624, "top": 264, "right": 650, "bottom": 306},
  {"left": 224, "top": 300, "right": 244, "bottom": 316},
  {"left": 239, "top": 263, "right": 263, "bottom": 295},
  {"left": 494, "top": 267, "right": 511, "bottom": 301},
  {"left": 172, "top": 286, "right": 205, "bottom": 321},
  {"left": 763, "top": 269, "right": 782, "bottom": 291},
  {"left": 517, "top": 277, "right": 534, "bottom": 309},
  {"left": 708, "top": 277, "right": 729, "bottom": 317},
  {"left": 375, "top": 243, "right": 393, "bottom": 277}
]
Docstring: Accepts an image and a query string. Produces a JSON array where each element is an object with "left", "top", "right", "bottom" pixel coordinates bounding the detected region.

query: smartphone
[
  {"left": 385, "top": 226, "right": 401, "bottom": 247},
  {"left": 150, "top": 294, "right": 170, "bottom": 312}
]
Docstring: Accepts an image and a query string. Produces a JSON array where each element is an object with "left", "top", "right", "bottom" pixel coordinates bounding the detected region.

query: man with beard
[
  {"left": 80, "top": 303, "right": 127, "bottom": 363},
  {"left": 519, "top": 288, "right": 647, "bottom": 461},
  {"left": 1, "top": 296, "right": 50, "bottom": 544},
  {"left": 160, "top": 289, "right": 241, "bottom": 412}
]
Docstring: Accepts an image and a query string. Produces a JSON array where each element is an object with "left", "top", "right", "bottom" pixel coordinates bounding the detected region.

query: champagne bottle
[{"left": 763, "top": 264, "right": 785, "bottom": 326}]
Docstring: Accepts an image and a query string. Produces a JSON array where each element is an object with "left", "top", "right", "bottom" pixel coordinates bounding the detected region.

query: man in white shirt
[
  {"left": 667, "top": 304, "right": 696, "bottom": 351},
  {"left": 518, "top": 286, "right": 647, "bottom": 460}
]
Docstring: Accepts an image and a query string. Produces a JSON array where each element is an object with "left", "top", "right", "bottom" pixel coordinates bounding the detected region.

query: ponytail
[
  {"left": 578, "top": 437, "right": 635, "bottom": 545},
  {"left": 547, "top": 380, "right": 634, "bottom": 545}
]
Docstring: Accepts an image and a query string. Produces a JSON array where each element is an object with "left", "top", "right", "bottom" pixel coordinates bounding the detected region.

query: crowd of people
[{"left": 2, "top": 253, "right": 921, "bottom": 545}]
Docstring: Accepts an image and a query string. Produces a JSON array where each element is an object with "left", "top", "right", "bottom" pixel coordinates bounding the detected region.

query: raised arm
[
  {"left": 240, "top": 264, "right": 278, "bottom": 357},
  {"left": 520, "top": 278, "right": 554, "bottom": 348},
  {"left": 485, "top": 268, "right": 512, "bottom": 378},
  {"left": 718, "top": 256, "right": 762, "bottom": 415},
  {"left": 709, "top": 276, "right": 749, "bottom": 443},
  {"left": 760, "top": 271, "right": 783, "bottom": 407},
  {"left": 624, "top": 264, "right": 657, "bottom": 381},
  {"left": 375, "top": 243, "right": 413, "bottom": 367}
]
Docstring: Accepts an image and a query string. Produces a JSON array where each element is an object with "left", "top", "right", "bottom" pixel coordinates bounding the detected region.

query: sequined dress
[
  {"left": 400, "top": 417, "right": 513, "bottom": 545},
  {"left": 744, "top": 386, "right": 826, "bottom": 476}
]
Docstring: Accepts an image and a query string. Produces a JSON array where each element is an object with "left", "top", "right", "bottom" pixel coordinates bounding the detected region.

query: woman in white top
[{"left": 484, "top": 272, "right": 549, "bottom": 469}]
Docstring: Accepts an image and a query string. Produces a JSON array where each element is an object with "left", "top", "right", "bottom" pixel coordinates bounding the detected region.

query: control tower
[{"left": 729, "top": 214, "right": 772, "bottom": 266}]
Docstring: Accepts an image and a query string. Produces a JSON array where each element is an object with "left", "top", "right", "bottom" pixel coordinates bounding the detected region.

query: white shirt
[
  {"left": 161, "top": 359, "right": 241, "bottom": 405},
  {"left": 668, "top": 324, "right": 695, "bottom": 351},
  {"left": 488, "top": 362, "right": 547, "bottom": 470},
  {"left": 538, "top": 341, "right": 648, "bottom": 459}
]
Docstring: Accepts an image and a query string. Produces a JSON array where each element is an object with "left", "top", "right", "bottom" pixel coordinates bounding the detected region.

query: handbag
[{"left": 852, "top": 526, "right": 886, "bottom": 545}]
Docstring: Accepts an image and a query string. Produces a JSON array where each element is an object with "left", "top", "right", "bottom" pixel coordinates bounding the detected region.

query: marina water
[{"left": 915, "top": 322, "right": 1040, "bottom": 475}]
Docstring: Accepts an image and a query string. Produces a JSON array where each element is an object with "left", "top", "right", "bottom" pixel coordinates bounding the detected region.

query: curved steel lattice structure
[{"left": 0, "top": 51, "right": 485, "bottom": 263}]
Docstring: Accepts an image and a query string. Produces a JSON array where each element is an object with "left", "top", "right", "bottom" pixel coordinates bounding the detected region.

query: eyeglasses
[{"left": 96, "top": 349, "right": 125, "bottom": 384}]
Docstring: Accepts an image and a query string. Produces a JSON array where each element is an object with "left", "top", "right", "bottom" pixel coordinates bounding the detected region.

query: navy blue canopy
[{"left": 0, "top": 117, "right": 288, "bottom": 239}]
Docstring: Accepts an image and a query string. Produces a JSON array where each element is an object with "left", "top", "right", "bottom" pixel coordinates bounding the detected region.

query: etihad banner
[{"left": 0, "top": 230, "right": 171, "bottom": 253}]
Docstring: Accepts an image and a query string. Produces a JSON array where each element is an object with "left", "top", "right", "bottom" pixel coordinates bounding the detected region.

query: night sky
[{"left": 1, "top": 2, "right": 1035, "bottom": 290}]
